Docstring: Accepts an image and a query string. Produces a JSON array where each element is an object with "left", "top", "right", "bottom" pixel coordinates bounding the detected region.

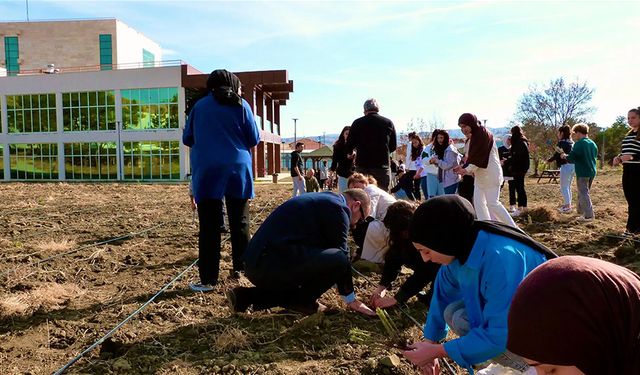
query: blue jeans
[
  {"left": 443, "top": 183, "right": 458, "bottom": 195},
  {"left": 420, "top": 176, "right": 428, "bottom": 199},
  {"left": 559, "top": 164, "right": 574, "bottom": 206},
  {"left": 338, "top": 176, "right": 349, "bottom": 192},
  {"left": 426, "top": 174, "right": 444, "bottom": 198}
]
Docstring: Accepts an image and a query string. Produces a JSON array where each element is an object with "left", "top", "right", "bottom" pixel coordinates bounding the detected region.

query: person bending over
[
  {"left": 402, "top": 195, "right": 556, "bottom": 374},
  {"left": 227, "top": 189, "right": 376, "bottom": 316}
]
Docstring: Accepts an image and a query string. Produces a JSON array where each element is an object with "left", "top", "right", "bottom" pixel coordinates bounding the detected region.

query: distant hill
[{"left": 282, "top": 127, "right": 511, "bottom": 145}]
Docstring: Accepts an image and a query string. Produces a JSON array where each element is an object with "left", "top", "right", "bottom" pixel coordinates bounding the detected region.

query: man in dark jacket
[
  {"left": 226, "top": 190, "right": 376, "bottom": 316},
  {"left": 346, "top": 98, "right": 397, "bottom": 191}
]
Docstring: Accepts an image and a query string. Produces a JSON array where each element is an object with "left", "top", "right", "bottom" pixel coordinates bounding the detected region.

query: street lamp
[{"left": 292, "top": 118, "right": 298, "bottom": 143}]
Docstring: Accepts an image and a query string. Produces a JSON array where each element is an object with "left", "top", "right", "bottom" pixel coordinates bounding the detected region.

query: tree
[
  {"left": 515, "top": 77, "right": 595, "bottom": 175},
  {"left": 600, "top": 116, "right": 629, "bottom": 165}
]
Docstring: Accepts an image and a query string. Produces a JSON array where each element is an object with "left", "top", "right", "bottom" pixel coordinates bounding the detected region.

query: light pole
[{"left": 292, "top": 118, "right": 298, "bottom": 143}]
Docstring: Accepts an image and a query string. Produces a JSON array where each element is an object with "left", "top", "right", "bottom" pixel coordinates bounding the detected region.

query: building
[{"left": 0, "top": 19, "right": 292, "bottom": 181}]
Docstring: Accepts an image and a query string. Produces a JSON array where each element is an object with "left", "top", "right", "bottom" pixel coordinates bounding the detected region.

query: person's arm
[
  {"left": 241, "top": 100, "right": 260, "bottom": 148},
  {"left": 565, "top": 140, "right": 581, "bottom": 164},
  {"left": 182, "top": 111, "right": 195, "bottom": 147},
  {"left": 395, "top": 262, "right": 439, "bottom": 304},
  {"left": 389, "top": 124, "right": 397, "bottom": 153},
  {"left": 436, "top": 149, "right": 458, "bottom": 171},
  {"left": 423, "top": 266, "right": 460, "bottom": 342},
  {"left": 405, "top": 143, "right": 412, "bottom": 167},
  {"left": 441, "top": 258, "right": 516, "bottom": 369},
  {"left": 313, "top": 178, "right": 320, "bottom": 192},
  {"left": 345, "top": 122, "right": 357, "bottom": 154}
]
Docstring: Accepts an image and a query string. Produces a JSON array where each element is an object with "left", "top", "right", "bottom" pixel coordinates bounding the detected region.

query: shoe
[
  {"left": 558, "top": 206, "right": 572, "bottom": 214},
  {"left": 189, "top": 283, "right": 215, "bottom": 292},
  {"left": 286, "top": 301, "right": 323, "bottom": 315},
  {"left": 510, "top": 209, "right": 521, "bottom": 217},
  {"left": 509, "top": 206, "right": 517, "bottom": 213},
  {"left": 226, "top": 287, "right": 251, "bottom": 313},
  {"left": 577, "top": 216, "right": 594, "bottom": 222}
]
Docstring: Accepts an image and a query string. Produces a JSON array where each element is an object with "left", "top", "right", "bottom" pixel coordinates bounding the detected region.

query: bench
[{"left": 537, "top": 169, "right": 560, "bottom": 184}]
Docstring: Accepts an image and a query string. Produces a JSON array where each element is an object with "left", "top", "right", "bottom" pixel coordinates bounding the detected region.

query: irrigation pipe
[
  {"left": 351, "top": 266, "right": 457, "bottom": 375},
  {"left": 53, "top": 202, "right": 274, "bottom": 374},
  {"left": 0, "top": 222, "right": 169, "bottom": 278}
]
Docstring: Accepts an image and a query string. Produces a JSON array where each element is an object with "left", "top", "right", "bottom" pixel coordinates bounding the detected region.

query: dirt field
[{"left": 0, "top": 170, "right": 637, "bottom": 375}]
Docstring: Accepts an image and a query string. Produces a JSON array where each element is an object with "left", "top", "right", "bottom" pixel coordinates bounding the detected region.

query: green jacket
[
  {"left": 305, "top": 176, "right": 320, "bottom": 192},
  {"left": 566, "top": 137, "right": 598, "bottom": 178}
]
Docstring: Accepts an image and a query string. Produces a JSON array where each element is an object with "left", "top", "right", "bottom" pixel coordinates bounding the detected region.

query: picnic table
[{"left": 537, "top": 169, "right": 560, "bottom": 184}]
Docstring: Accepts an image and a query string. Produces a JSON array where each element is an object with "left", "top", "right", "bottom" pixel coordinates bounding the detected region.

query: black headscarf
[
  {"left": 206, "top": 69, "right": 242, "bottom": 107},
  {"left": 409, "top": 195, "right": 557, "bottom": 264},
  {"left": 460, "top": 113, "right": 494, "bottom": 169}
]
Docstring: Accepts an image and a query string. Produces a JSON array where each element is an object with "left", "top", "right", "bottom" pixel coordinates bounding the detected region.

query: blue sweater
[
  {"left": 244, "top": 192, "right": 350, "bottom": 269},
  {"left": 423, "top": 230, "right": 547, "bottom": 371},
  {"left": 182, "top": 93, "right": 260, "bottom": 201}
]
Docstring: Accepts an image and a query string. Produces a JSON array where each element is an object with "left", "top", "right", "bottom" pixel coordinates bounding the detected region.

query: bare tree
[{"left": 515, "top": 77, "right": 595, "bottom": 175}]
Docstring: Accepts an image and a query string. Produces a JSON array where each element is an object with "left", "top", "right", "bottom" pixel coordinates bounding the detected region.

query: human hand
[
  {"left": 559, "top": 153, "right": 567, "bottom": 159},
  {"left": 347, "top": 299, "right": 376, "bottom": 316},
  {"left": 613, "top": 156, "right": 621, "bottom": 166},
  {"left": 190, "top": 197, "right": 197, "bottom": 211},
  {"left": 298, "top": 176, "right": 303, "bottom": 181},
  {"left": 403, "top": 341, "right": 445, "bottom": 374},
  {"left": 429, "top": 157, "right": 438, "bottom": 164},
  {"left": 373, "top": 294, "right": 397, "bottom": 309},
  {"left": 369, "top": 286, "right": 387, "bottom": 306},
  {"left": 621, "top": 154, "right": 633, "bottom": 162}
]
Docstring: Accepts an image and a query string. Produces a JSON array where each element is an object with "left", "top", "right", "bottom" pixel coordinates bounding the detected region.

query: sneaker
[
  {"left": 226, "top": 287, "right": 251, "bottom": 313},
  {"left": 558, "top": 206, "right": 572, "bottom": 214},
  {"left": 577, "top": 216, "right": 594, "bottom": 222},
  {"left": 509, "top": 206, "right": 517, "bottom": 213},
  {"left": 510, "top": 209, "right": 521, "bottom": 217},
  {"left": 189, "top": 283, "right": 215, "bottom": 292}
]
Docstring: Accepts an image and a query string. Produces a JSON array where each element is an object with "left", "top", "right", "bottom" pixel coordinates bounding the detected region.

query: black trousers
[
  {"left": 623, "top": 165, "right": 640, "bottom": 234},
  {"left": 356, "top": 166, "right": 391, "bottom": 192},
  {"left": 511, "top": 175, "right": 527, "bottom": 207},
  {"left": 244, "top": 247, "right": 354, "bottom": 310},
  {"left": 197, "top": 198, "right": 250, "bottom": 285},
  {"left": 507, "top": 180, "right": 516, "bottom": 206},
  {"left": 457, "top": 175, "right": 474, "bottom": 205}
]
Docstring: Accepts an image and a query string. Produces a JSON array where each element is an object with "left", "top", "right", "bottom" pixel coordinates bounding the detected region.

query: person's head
[
  {"left": 503, "top": 134, "right": 512, "bottom": 148},
  {"left": 383, "top": 200, "right": 419, "bottom": 244},
  {"left": 458, "top": 113, "right": 478, "bottom": 138},
  {"left": 510, "top": 125, "right": 526, "bottom": 142},
  {"left": 409, "top": 195, "right": 477, "bottom": 265},
  {"left": 558, "top": 125, "right": 571, "bottom": 140},
  {"left": 322, "top": 160, "right": 328, "bottom": 166},
  {"left": 363, "top": 98, "right": 379, "bottom": 114},
  {"left": 408, "top": 132, "right": 423, "bottom": 148},
  {"left": 335, "top": 126, "right": 351, "bottom": 147},
  {"left": 206, "top": 69, "right": 242, "bottom": 106},
  {"left": 306, "top": 169, "right": 315, "bottom": 178},
  {"left": 342, "top": 189, "right": 371, "bottom": 226},
  {"left": 433, "top": 130, "right": 450, "bottom": 158},
  {"left": 628, "top": 107, "right": 640, "bottom": 135},
  {"left": 295, "top": 142, "right": 305, "bottom": 152},
  {"left": 507, "top": 256, "right": 640, "bottom": 375},
  {"left": 571, "top": 123, "right": 589, "bottom": 140},
  {"left": 347, "top": 172, "right": 377, "bottom": 189},
  {"left": 436, "top": 130, "right": 448, "bottom": 146}
]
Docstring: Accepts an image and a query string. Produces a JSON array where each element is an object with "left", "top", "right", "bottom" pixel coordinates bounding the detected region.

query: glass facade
[
  {"left": 62, "top": 91, "right": 116, "bottom": 131},
  {"left": 6, "top": 94, "right": 57, "bottom": 133},
  {"left": 121, "top": 88, "right": 179, "bottom": 130},
  {"left": 99, "top": 34, "right": 113, "bottom": 70},
  {"left": 142, "top": 49, "right": 155, "bottom": 68},
  {"left": 4, "top": 36, "right": 19, "bottom": 76},
  {"left": 64, "top": 142, "right": 118, "bottom": 180},
  {"left": 10, "top": 143, "right": 58, "bottom": 180},
  {"left": 122, "top": 141, "right": 180, "bottom": 180}
]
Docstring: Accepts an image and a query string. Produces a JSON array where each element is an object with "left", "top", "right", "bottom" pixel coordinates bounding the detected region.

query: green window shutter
[
  {"left": 99, "top": 34, "right": 113, "bottom": 70},
  {"left": 142, "top": 49, "right": 154, "bottom": 68},
  {"left": 4, "top": 36, "right": 19, "bottom": 76}
]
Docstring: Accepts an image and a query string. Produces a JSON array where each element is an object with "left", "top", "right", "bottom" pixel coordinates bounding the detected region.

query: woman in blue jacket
[
  {"left": 402, "top": 195, "right": 556, "bottom": 374},
  {"left": 182, "top": 69, "right": 260, "bottom": 292}
]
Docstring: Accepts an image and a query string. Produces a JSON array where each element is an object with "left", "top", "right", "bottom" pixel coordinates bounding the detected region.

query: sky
[{"left": 1, "top": 0, "right": 638, "bottom": 138}]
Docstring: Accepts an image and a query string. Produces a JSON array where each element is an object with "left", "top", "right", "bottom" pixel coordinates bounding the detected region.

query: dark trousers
[
  {"left": 197, "top": 198, "right": 250, "bottom": 285},
  {"left": 506, "top": 180, "right": 516, "bottom": 206},
  {"left": 356, "top": 166, "right": 390, "bottom": 191},
  {"left": 319, "top": 179, "right": 327, "bottom": 190},
  {"left": 623, "top": 165, "right": 640, "bottom": 234},
  {"left": 511, "top": 175, "right": 527, "bottom": 207},
  {"left": 457, "top": 175, "right": 474, "bottom": 205},
  {"left": 245, "top": 247, "right": 354, "bottom": 310}
]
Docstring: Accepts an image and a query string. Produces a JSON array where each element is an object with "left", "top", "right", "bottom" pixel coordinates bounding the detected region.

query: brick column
[
  {"left": 257, "top": 141, "right": 265, "bottom": 177},
  {"left": 275, "top": 143, "right": 282, "bottom": 173},
  {"left": 267, "top": 142, "right": 275, "bottom": 175},
  {"left": 251, "top": 146, "right": 257, "bottom": 178}
]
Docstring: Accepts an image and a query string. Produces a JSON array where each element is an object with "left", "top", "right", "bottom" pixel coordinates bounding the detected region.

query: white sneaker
[
  {"left": 558, "top": 206, "right": 572, "bottom": 214},
  {"left": 510, "top": 209, "right": 521, "bottom": 217},
  {"left": 189, "top": 283, "right": 215, "bottom": 292}
]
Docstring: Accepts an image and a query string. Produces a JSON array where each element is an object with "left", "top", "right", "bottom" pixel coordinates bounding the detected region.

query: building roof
[
  {"left": 307, "top": 145, "right": 333, "bottom": 158},
  {"left": 288, "top": 138, "right": 327, "bottom": 150}
]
